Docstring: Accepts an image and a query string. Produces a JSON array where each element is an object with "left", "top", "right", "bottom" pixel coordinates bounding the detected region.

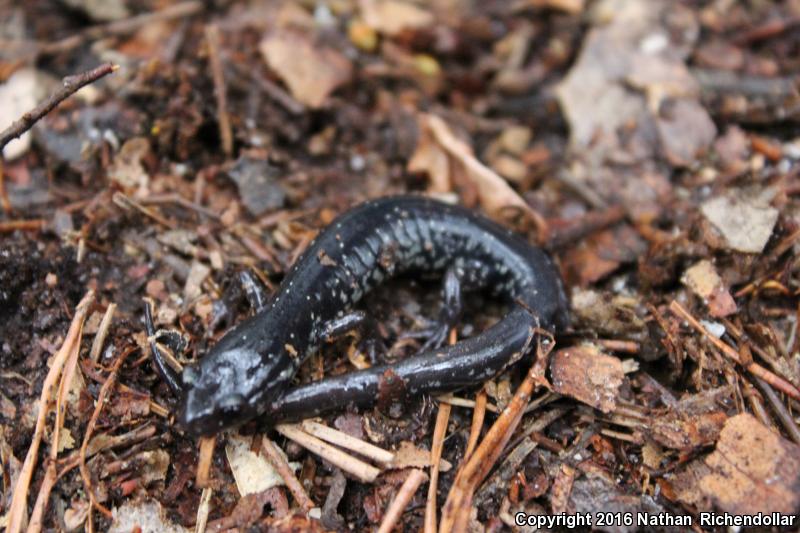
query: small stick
[
  {"left": 196, "top": 436, "right": 217, "bottom": 488},
  {"left": 113, "top": 192, "right": 175, "bottom": 229},
  {"left": 424, "top": 402, "right": 451, "bottom": 533},
  {"left": 204, "top": 24, "right": 233, "bottom": 157},
  {"left": 300, "top": 420, "right": 394, "bottom": 465},
  {"left": 0, "top": 160, "right": 10, "bottom": 213},
  {"left": 669, "top": 301, "right": 800, "bottom": 401},
  {"left": 440, "top": 332, "right": 548, "bottom": 533},
  {"left": 89, "top": 303, "right": 116, "bottom": 362},
  {"left": 752, "top": 377, "right": 800, "bottom": 444},
  {"left": 595, "top": 339, "right": 640, "bottom": 354},
  {"left": 261, "top": 436, "right": 315, "bottom": 511},
  {"left": 435, "top": 393, "right": 498, "bottom": 413},
  {"left": 35, "top": 1, "right": 203, "bottom": 59},
  {"left": 464, "top": 390, "right": 487, "bottom": 460},
  {"left": 6, "top": 291, "right": 93, "bottom": 533},
  {"left": 195, "top": 487, "right": 213, "bottom": 533},
  {"left": 0, "top": 219, "right": 46, "bottom": 232},
  {"left": 377, "top": 469, "right": 428, "bottom": 533},
  {"left": 276, "top": 423, "right": 380, "bottom": 483},
  {"left": 0, "top": 64, "right": 117, "bottom": 152}
]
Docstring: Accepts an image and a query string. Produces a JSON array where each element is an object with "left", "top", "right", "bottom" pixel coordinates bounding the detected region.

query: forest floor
[{"left": 0, "top": 0, "right": 799, "bottom": 531}]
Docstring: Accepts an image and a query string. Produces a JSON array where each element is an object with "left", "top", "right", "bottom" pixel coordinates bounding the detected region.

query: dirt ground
[{"left": 0, "top": 0, "right": 799, "bottom": 531}]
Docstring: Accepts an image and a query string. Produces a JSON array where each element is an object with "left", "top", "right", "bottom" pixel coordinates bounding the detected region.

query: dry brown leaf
[
  {"left": 650, "top": 411, "right": 727, "bottom": 450},
  {"left": 409, "top": 114, "right": 538, "bottom": 222},
  {"left": 360, "top": 0, "right": 433, "bottom": 36},
  {"left": 225, "top": 433, "right": 292, "bottom": 496},
  {"left": 550, "top": 345, "right": 624, "bottom": 413},
  {"left": 701, "top": 190, "right": 779, "bottom": 254},
  {"left": 681, "top": 260, "right": 737, "bottom": 317},
  {"left": 260, "top": 29, "right": 352, "bottom": 108},
  {"left": 699, "top": 413, "right": 800, "bottom": 515}
]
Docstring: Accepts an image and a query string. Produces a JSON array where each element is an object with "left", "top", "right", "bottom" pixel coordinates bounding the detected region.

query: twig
[
  {"left": 89, "top": 303, "right": 116, "bottom": 362},
  {"left": 6, "top": 291, "right": 94, "bottom": 533},
  {"left": 440, "top": 333, "right": 550, "bottom": 533},
  {"left": 205, "top": 24, "right": 233, "bottom": 157},
  {"left": 464, "top": 390, "right": 487, "bottom": 460},
  {"left": 300, "top": 420, "right": 394, "bottom": 465},
  {"left": 669, "top": 301, "right": 800, "bottom": 401},
  {"left": 79, "top": 347, "right": 134, "bottom": 519},
  {"left": 752, "top": 377, "right": 800, "bottom": 444},
  {"left": 251, "top": 70, "right": 306, "bottom": 115},
  {"left": 0, "top": 160, "right": 10, "bottom": 213},
  {"left": 0, "top": 64, "right": 116, "bottom": 152},
  {"left": 113, "top": 192, "right": 176, "bottom": 228},
  {"left": 275, "top": 423, "right": 380, "bottom": 483},
  {"left": 425, "top": 402, "right": 451, "bottom": 533},
  {"left": 261, "top": 436, "right": 315, "bottom": 511},
  {"left": 376, "top": 469, "right": 428, "bottom": 533},
  {"left": 435, "top": 393, "right": 498, "bottom": 413},
  {"left": 34, "top": 1, "right": 203, "bottom": 59},
  {"left": 0, "top": 219, "right": 46, "bottom": 232},
  {"left": 195, "top": 487, "right": 213, "bottom": 533},
  {"left": 197, "top": 436, "right": 217, "bottom": 488}
]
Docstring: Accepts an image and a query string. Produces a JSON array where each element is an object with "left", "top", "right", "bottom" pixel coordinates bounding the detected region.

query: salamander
[{"left": 146, "top": 195, "right": 570, "bottom": 437}]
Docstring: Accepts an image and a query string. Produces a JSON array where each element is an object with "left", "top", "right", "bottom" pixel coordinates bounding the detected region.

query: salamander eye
[{"left": 217, "top": 393, "right": 245, "bottom": 413}]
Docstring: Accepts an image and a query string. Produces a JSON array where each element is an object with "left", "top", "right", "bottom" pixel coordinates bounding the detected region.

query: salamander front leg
[
  {"left": 318, "top": 311, "right": 386, "bottom": 364},
  {"left": 143, "top": 299, "right": 186, "bottom": 395}
]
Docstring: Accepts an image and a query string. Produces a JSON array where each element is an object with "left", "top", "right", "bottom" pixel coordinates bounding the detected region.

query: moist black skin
[{"left": 147, "top": 195, "right": 570, "bottom": 437}]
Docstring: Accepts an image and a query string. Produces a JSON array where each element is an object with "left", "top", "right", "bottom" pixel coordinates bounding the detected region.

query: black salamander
[{"left": 146, "top": 196, "right": 570, "bottom": 436}]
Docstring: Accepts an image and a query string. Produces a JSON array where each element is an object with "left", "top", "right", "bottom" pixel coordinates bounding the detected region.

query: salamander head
[{"left": 177, "top": 339, "right": 289, "bottom": 437}]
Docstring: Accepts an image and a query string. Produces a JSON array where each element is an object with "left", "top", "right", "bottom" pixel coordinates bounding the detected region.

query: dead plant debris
[{"left": 1, "top": 0, "right": 800, "bottom": 531}]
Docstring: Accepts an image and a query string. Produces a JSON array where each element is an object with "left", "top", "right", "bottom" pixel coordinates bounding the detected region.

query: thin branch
[
  {"left": 35, "top": 1, "right": 203, "bottom": 59},
  {"left": 0, "top": 63, "right": 117, "bottom": 152},
  {"left": 205, "top": 24, "right": 233, "bottom": 157}
]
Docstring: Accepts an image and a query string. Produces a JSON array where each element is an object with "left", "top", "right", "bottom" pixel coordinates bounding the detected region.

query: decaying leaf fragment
[
  {"left": 260, "top": 29, "right": 353, "bottom": 108},
  {"left": 550, "top": 345, "right": 624, "bottom": 413},
  {"left": 408, "top": 113, "right": 538, "bottom": 222},
  {"left": 681, "top": 260, "right": 737, "bottom": 318},
  {"left": 699, "top": 413, "right": 800, "bottom": 515},
  {"left": 650, "top": 410, "right": 727, "bottom": 450},
  {"left": 700, "top": 190, "right": 779, "bottom": 254}
]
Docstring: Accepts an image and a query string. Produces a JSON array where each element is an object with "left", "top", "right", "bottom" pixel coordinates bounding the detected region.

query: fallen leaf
[
  {"left": 260, "top": 29, "right": 352, "bottom": 108},
  {"left": 107, "top": 137, "right": 151, "bottom": 195},
  {"left": 226, "top": 156, "right": 287, "bottom": 216},
  {"left": 701, "top": 190, "right": 779, "bottom": 253},
  {"left": 550, "top": 345, "right": 624, "bottom": 413},
  {"left": 699, "top": 413, "right": 800, "bottom": 515},
  {"left": 681, "top": 260, "right": 737, "bottom": 317},
  {"left": 650, "top": 411, "right": 727, "bottom": 450},
  {"left": 656, "top": 99, "right": 717, "bottom": 167},
  {"left": 225, "top": 433, "right": 295, "bottom": 496},
  {"left": 360, "top": 0, "right": 434, "bottom": 36},
  {"left": 409, "top": 114, "right": 538, "bottom": 222},
  {"left": 109, "top": 500, "right": 189, "bottom": 533}
]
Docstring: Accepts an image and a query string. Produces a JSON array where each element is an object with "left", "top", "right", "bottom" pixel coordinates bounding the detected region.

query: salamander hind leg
[
  {"left": 316, "top": 310, "right": 386, "bottom": 363},
  {"left": 143, "top": 299, "right": 187, "bottom": 395}
]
